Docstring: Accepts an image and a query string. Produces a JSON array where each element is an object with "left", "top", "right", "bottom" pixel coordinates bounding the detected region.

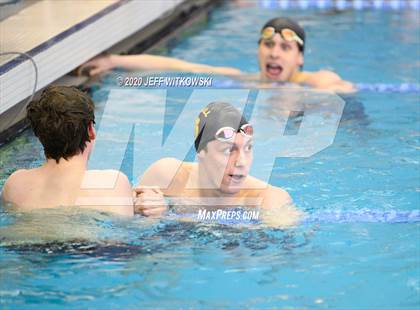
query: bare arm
[
  {"left": 79, "top": 54, "right": 242, "bottom": 76},
  {"left": 260, "top": 185, "right": 303, "bottom": 228},
  {"left": 304, "top": 70, "right": 356, "bottom": 93},
  {"left": 1, "top": 169, "right": 25, "bottom": 206},
  {"left": 77, "top": 170, "right": 134, "bottom": 217},
  {"left": 108, "top": 171, "right": 135, "bottom": 217},
  {"left": 133, "top": 157, "right": 182, "bottom": 217},
  {"left": 138, "top": 157, "right": 182, "bottom": 191}
]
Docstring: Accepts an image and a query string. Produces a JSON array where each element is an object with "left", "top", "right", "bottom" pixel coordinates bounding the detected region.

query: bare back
[{"left": 2, "top": 168, "right": 133, "bottom": 216}]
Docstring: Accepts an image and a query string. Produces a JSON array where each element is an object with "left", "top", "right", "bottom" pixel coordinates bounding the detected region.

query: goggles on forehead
[
  {"left": 215, "top": 124, "right": 254, "bottom": 142},
  {"left": 260, "top": 27, "right": 304, "bottom": 46}
]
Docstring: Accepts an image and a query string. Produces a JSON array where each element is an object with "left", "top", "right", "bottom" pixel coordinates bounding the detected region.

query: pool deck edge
[{"left": 0, "top": 0, "right": 215, "bottom": 145}]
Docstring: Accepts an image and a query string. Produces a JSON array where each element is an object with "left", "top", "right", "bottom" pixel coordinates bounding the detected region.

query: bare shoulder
[
  {"left": 151, "top": 157, "right": 183, "bottom": 171},
  {"left": 263, "top": 185, "right": 292, "bottom": 206},
  {"left": 260, "top": 185, "right": 303, "bottom": 228},
  {"left": 2, "top": 169, "right": 31, "bottom": 202},
  {"left": 244, "top": 176, "right": 288, "bottom": 194},
  {"left": 305, "top": 70, "right": 341, "bottom": 84},
  {"left": 316, "top": 69, "right": 341, "bottom": 79},
  {"left": 243, "top": 175, "right": 270, "bottom": 190},
  {"left": 243, "top": 176, "right": 291, "bottom": 205},
  {"left": 86, "top": 169, "right": 127, "bottom": 178},
  {"left": 82, "top": 169, "right": 131, "bottom": 193},
  {"left": 304, "top": 70, "right": 355, "bottom": 93},
  {"left": 4, "top": 169, "right": 29, "bottom": 184},
  {"left": 139, "top": 157, "right": 184, "bottom": 187},
  {"left": 78, "top": 170, "right": 133, "bottom": 216}
]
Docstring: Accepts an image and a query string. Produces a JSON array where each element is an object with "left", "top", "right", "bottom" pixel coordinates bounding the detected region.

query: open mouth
[
  {"left": 266, "top": 63, "right": 283, "bottom": 78},
  {"left": 228, "top": 174, "right": 245, "bottom": 184}
]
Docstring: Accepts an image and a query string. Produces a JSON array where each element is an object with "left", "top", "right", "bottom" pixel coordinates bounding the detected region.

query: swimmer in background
[
  {"left": 134, "top": 102, "right": 302, "bottom": 228},
  {"left": 1, "top": 86, "right": 133, "bottom": 216},
  {"left": 79, "top": 17, "right": 355, "bottom": 93}
]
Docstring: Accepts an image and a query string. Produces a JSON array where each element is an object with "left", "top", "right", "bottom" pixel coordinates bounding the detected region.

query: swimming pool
[{"left": 1, "top": 2, "right": 419, "bottom": 309}]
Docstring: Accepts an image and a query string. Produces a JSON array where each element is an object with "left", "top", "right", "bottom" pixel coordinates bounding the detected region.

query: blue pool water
[{"left": 1, "top": 3, "right": 419, "bottom": 309}]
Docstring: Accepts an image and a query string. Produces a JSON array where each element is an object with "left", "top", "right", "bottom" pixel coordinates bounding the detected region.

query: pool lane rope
[
  {"left": 304, "top": 209, "right": 420, "bottom": 224},
  {"left": 166, "top": 209, "right": 420, "bottom": 225},
  {"left": 355, "top": 83, "right": 420, "bottom": 93},
  {"left": 258, "top": 0, "right": 420, "bottom": 10},
  {"left": 211, "top": 79, "right": 420, "bottom": 93}
]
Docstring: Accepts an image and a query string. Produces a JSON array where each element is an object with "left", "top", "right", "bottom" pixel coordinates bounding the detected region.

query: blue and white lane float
[
  {"left": 258, "top": 0, "right": 420, "bottom": 10},
  {"left": 355, "top": 83, "right": 420, "bottom": 93},
  {"left": 166, "top": 208, "right": 420, "bottom": 225},
  {"left": 305, "top": 209, "right": 420, "bottom": 224},
  {"left": 210, "top": 79, "right": 420, "bottom": 93}
]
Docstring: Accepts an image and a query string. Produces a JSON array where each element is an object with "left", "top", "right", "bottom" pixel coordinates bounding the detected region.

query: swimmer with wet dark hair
[
  {"left": 1, "top": 86, "right": 133, "bottom": 216},
  {"left": 79, "top": 17, "right": 354, "bottom": 93},
  {"left": 134, "top": 102, "right": 302, "bottom": 227}
]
